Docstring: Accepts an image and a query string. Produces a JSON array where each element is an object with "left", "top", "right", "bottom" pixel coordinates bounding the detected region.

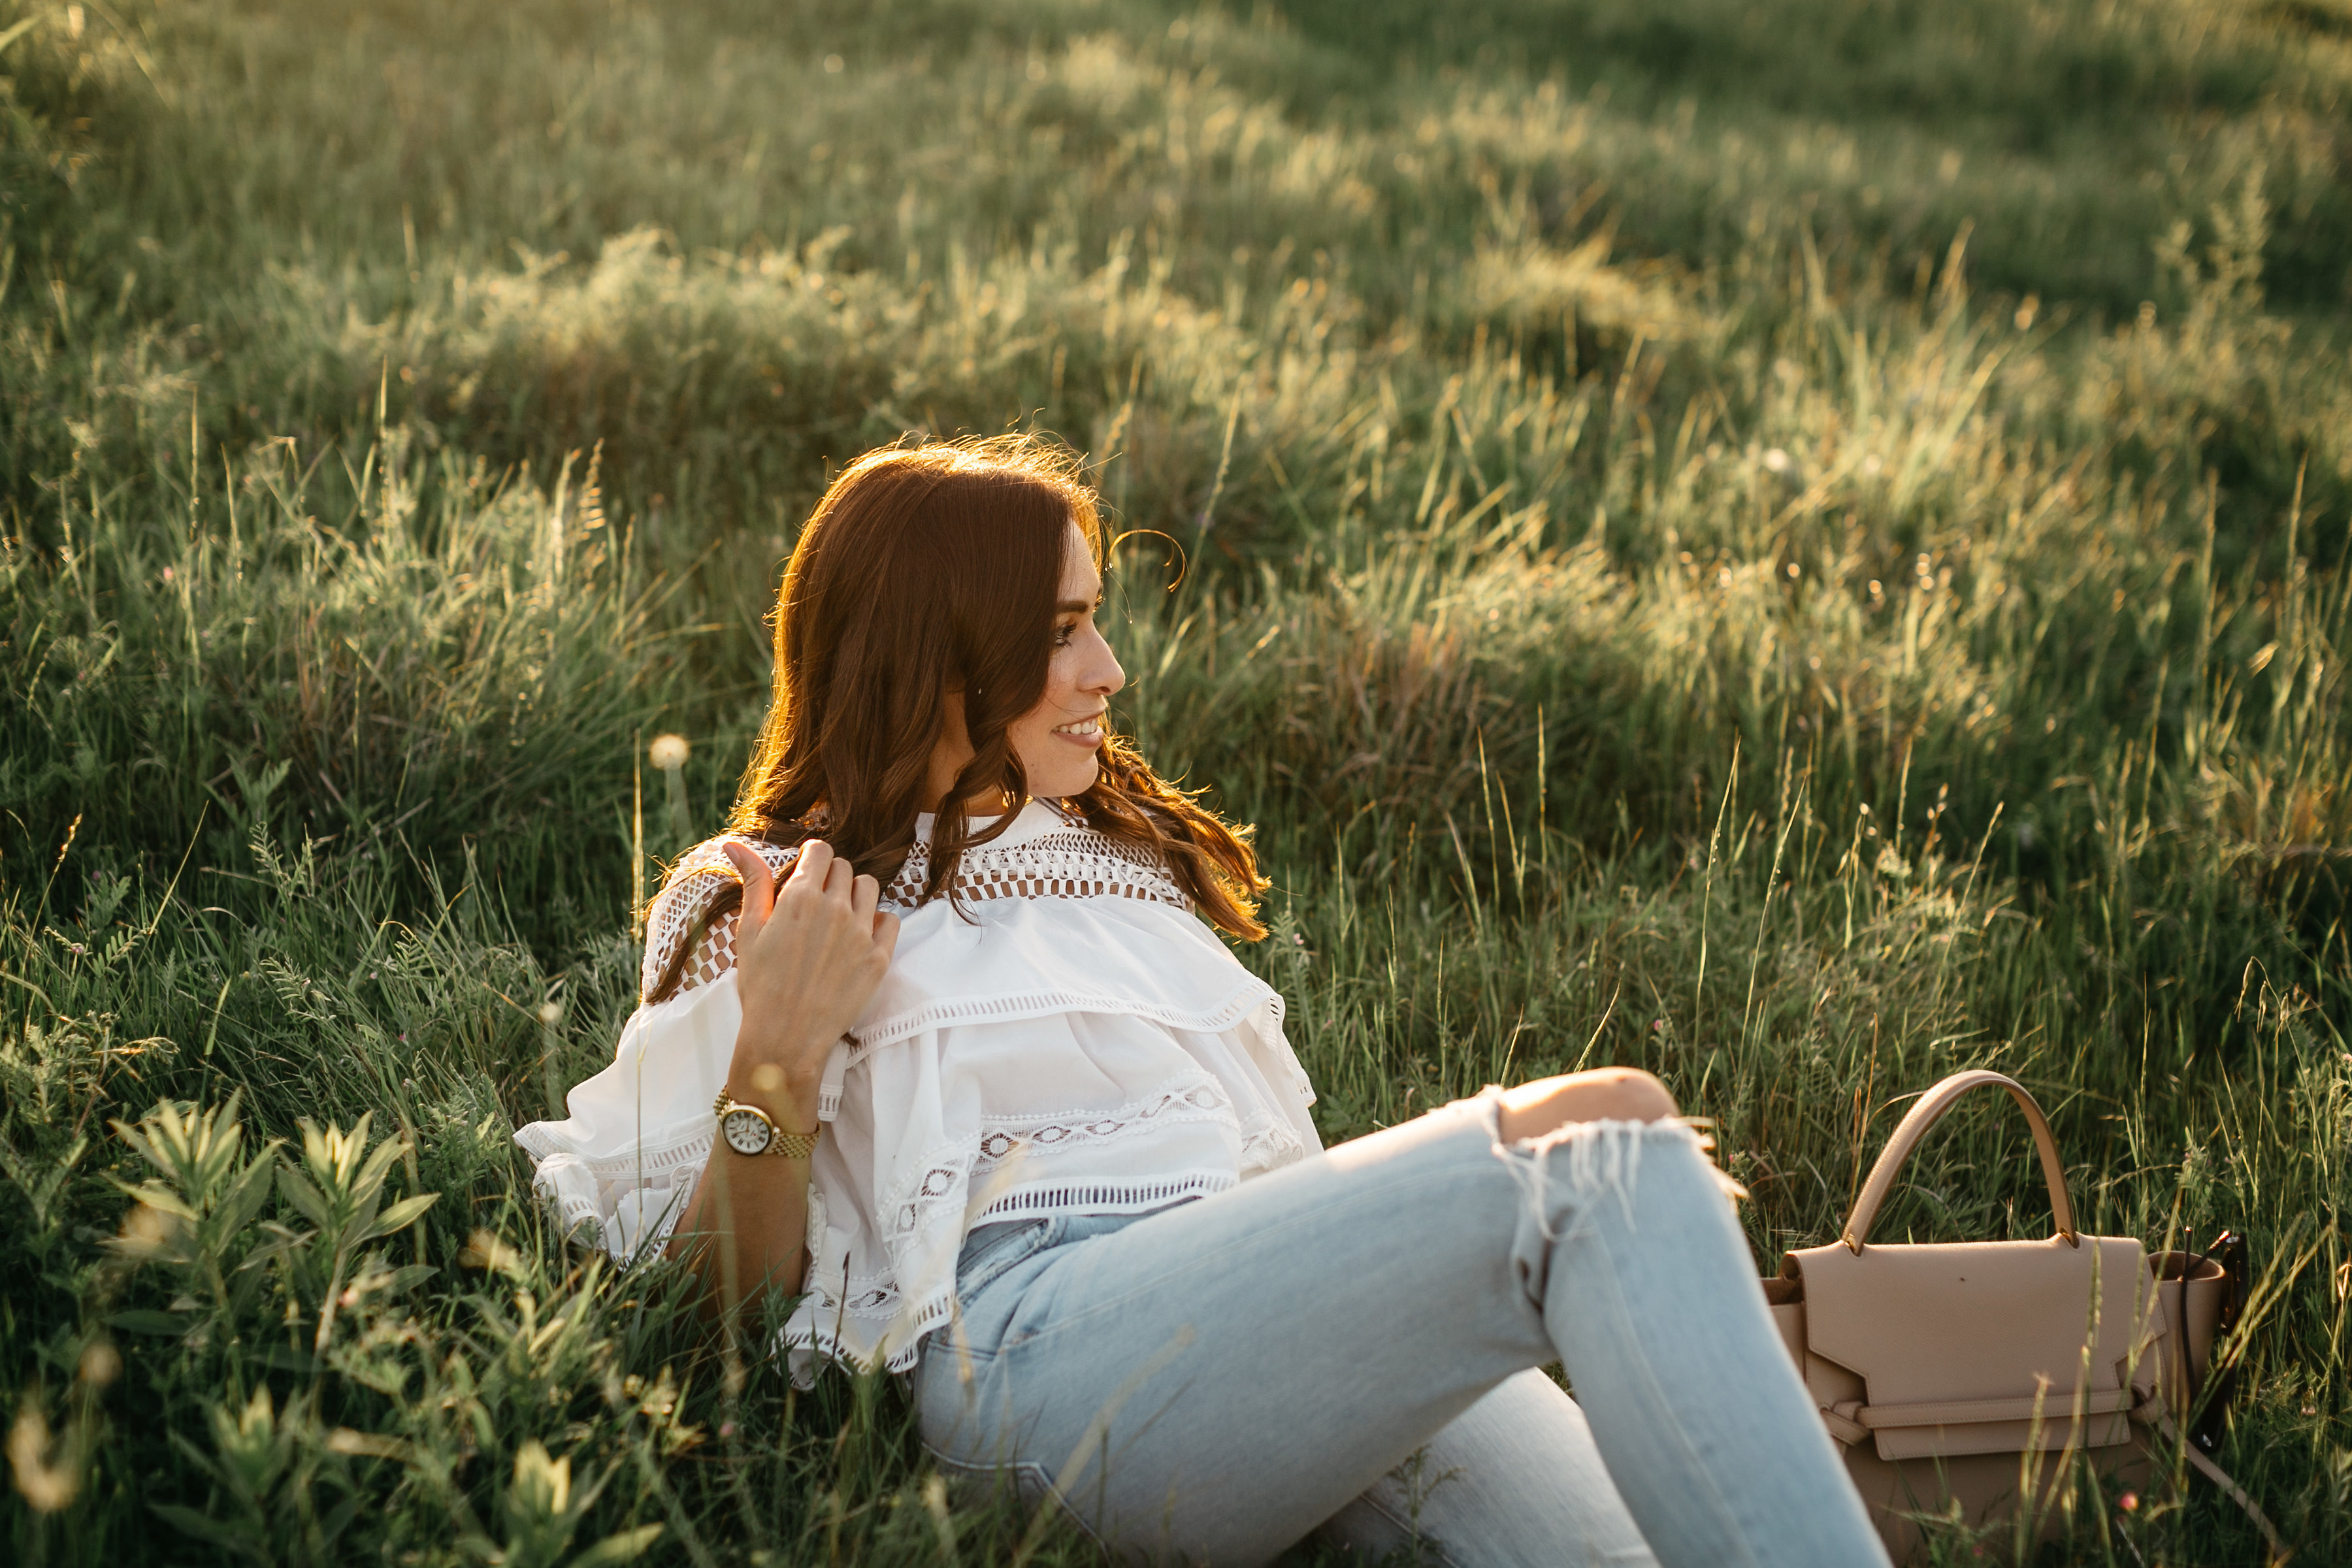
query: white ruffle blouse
[{"left": 514, "top": 799, "right": 1321, "bottom": 1375}]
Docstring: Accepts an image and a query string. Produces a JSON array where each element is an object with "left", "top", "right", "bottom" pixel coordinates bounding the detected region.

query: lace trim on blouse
[
  {"left": 639, "top": 838, "right": 802, "bottom": 1002},
  {"left": 642, "top": 804, "right": 1194, "bottom": 1004},
  {"left": 879, "top": 1070, "right": 1255, "bottom": 1243},
  {"left": 879, "top": 819, "right": 1192, "bottom": 913}
]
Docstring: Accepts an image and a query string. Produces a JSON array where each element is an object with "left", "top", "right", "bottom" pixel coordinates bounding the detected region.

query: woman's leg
[
  {"left": 918, "top": 1089, "right": 1886, "bottom": 1568},
  {"left": 1315, "top": 1369, "right": 1657, "bottom": 1567}
]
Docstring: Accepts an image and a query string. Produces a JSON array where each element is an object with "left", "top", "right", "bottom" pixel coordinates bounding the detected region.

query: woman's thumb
[{"left": 722, "top": 841, "right": 776, "bottom": 930}]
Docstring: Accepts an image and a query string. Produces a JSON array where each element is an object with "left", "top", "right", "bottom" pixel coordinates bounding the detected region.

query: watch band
[{"left": 713, "top": 1091, "right": 820, "bottom": 1160}]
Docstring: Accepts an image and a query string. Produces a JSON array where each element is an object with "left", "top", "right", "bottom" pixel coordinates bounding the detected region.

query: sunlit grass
[{"left": 3, "top": 0, "right": 2348, "bottom": 1561}]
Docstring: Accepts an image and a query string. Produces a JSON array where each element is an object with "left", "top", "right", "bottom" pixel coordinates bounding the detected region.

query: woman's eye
[{"left": 1053, "top": 623, "right": 1076, "bottom": 648}]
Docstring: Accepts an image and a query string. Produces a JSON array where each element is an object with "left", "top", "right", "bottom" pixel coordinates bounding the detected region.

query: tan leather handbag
[{"left": 1761, "top": 1070, "right": 2285, "bottom": 1563}]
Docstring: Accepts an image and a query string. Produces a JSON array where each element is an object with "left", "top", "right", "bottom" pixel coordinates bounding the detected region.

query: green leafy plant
[{"left": 270, "top": 1115, "right": 439, "bottom": 1355}]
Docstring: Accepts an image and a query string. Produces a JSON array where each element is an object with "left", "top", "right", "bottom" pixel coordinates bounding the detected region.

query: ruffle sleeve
[{"left": 513, "top": 837, "right": 798, "bottom": 1262}]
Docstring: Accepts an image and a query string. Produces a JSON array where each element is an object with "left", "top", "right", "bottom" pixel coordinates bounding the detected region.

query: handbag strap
[
  {"left": 1842, "top": 1070, "right": 2077, "bottom": 1253},
  {"left": 2134, "top": 1395, "right": 2291, "bottom": 1563}
]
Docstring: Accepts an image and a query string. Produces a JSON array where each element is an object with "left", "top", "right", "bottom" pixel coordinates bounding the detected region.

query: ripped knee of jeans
[{"left": 1457, "top": 1086, "right": 1744, "bottom": 1244}]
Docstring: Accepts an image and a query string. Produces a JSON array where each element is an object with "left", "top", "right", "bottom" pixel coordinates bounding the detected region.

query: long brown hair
[{"left": 645, "top": 435, "right": 1266, "bottom": 1004}]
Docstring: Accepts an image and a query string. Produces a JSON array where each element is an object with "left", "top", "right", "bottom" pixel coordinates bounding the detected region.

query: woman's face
[{"left": 927, "top": 519, "right": 1124, "bottom": 810}]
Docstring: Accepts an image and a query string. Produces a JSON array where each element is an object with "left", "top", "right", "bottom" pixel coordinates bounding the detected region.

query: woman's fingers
[
  {"left": 739, "top": 836, "right": 896, "bottom": 972},
  {"left": 723, "top": 841, "right": 777, "bottom": 945},
  {"left": 789, "top": 838, "right": 836, "bottom": 897},
  {"left": 725, "top": 838, "right": 900, "bottom": 1077},
  {"left": 821, "top": 848, "right": 858, "bottom": 904}
]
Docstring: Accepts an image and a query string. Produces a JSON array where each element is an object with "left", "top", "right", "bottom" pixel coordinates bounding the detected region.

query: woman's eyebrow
[{"left": 1056, "top": 596, "right": 1098, "bottom": 613}]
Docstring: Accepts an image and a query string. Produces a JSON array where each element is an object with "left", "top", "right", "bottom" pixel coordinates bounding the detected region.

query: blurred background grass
[{"left": 2, "top": 0, "right": 2347, "bottom": 1561}]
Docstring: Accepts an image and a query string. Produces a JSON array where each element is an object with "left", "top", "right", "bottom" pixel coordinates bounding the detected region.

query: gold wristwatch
[{"left": 713, "top": 1092, "right": 820, "bottom": 1160}]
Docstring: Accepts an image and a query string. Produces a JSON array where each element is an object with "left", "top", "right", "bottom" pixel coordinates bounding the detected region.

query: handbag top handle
[{"left": 1842, "top": 1069, "right": 2080, "bottom": 1254}]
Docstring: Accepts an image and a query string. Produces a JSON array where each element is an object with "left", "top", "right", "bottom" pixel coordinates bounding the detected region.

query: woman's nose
[{"left": 1086, "top": 628, "right": 1126, "bottom": 696}]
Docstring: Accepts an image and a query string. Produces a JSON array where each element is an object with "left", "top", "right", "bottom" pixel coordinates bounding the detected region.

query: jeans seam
[{"left": 955, "top": 1218, "right": 1063, "bottom": 1315}]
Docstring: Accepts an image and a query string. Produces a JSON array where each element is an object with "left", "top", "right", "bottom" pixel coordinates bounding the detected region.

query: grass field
[{"left": 3, "top": 0, "right": 2349, "bottom": 1561}]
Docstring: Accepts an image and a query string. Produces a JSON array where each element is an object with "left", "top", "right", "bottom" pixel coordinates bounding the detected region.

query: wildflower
[
  {"left": 2118, "top": 1491, "right": 2139, "bottom": 1512},
  {"left": 76, "top": 1343, "right": 120, "bottom": 1387},
  {"left": 459, "top": 1230, "right": 522, "bottom": 1275},
  {"left": 538, "top": 1002, "right": 564, "bottom": 1025},
  {"left": 649, "top": 734, "right": 690, "bottom": 771},
  {"left": 7, "top": 1407, "right": 75, "bottom": 1512}
]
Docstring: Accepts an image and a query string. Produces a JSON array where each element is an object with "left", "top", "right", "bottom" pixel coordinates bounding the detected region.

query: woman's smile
[{"left": 1050, "top": 713, "right": 1106, "bottom": 745}]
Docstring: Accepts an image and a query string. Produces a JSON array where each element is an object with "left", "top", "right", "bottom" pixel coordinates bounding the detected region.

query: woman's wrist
[
  {"left": 721, "top": 1072, "right": 820, "bottom": 1132},
  {"left": 724, "top": 1039, "right": 826, "bottom": 1129}
]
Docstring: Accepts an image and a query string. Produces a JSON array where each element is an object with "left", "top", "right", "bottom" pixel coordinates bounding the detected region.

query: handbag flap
[{"left": 1786, "top": 1234, "right": 2164, "bottom": 1460}]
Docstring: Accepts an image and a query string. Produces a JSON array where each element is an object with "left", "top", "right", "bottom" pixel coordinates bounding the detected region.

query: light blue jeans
[{"left": 916, "top": 1092, "right": 1889, "bottom": 1567}]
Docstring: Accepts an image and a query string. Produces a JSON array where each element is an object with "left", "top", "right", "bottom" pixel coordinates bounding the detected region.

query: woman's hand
[{"left": 723, "top": 839, "right": 901, "bottom": 1120}]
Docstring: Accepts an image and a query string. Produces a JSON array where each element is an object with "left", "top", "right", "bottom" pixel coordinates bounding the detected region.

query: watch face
[{"left": 721, "top": 1108, "right": 772, "bottom": 1156}]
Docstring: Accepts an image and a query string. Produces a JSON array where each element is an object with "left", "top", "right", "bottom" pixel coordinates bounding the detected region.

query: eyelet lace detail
[
  {"left": 646, "top": 815, "right": 1192, "bottom": 1002},
  {"left": 807, "top": 1276, "right": 903, "bottom": 1318},
  {"left": 882, "top": 821, "right": 1191, "bottom": 915},
  {"left": 640, "top": 837, "right": 802, "bottom": 1002},
  {"left": 877, "top": 1072, "right": 1245, "bottom": 1241},
  {"left": 972, "top": 1078, "right": 1232, "bottom": 1166}
]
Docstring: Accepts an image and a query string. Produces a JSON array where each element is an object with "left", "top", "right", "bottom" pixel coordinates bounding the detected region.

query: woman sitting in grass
[{"left": 517, "top": 438, "right": 1887, "bottom": 1567}]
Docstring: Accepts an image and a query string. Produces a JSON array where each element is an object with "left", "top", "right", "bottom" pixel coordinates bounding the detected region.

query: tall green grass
[{"left": 3, "top": 0, "right": 2347, "bottom": 1561}]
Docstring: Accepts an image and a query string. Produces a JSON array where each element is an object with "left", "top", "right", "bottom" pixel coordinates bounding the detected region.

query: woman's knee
[{"left": 1496, "top": 1067, "right": 1678, "bottom": 1143}]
